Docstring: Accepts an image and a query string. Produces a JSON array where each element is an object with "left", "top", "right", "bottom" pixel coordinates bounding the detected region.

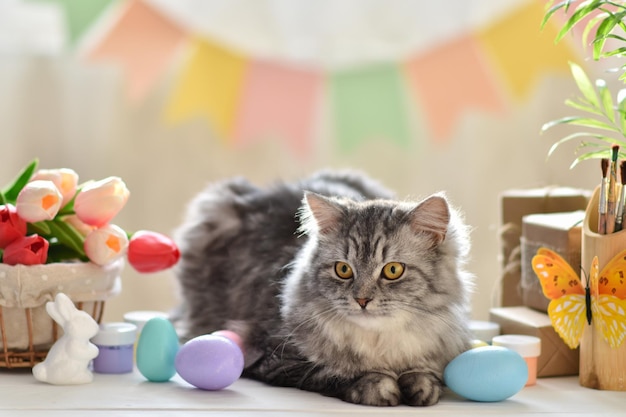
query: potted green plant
[
  {"left": 541, "top": 0, "right": 626, "bottom": 166},
  {"left": 539, "top": 0, "right": 626, "bottom": 393}
]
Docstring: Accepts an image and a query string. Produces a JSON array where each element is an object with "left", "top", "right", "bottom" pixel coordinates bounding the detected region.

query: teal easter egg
[
  {"left": 136, "top": 317, "right": 180, "bottom": 382},
  {"left": 444, "top": 346, "right": 528, "bottom": 402}
]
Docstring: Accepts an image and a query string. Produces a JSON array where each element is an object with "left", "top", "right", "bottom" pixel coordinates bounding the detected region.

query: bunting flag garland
[
  {"left": 165, "top": 38, "right": 248, "bottom": 141},
  {"left": 330, "top": 64, "right": 411, "bottom": 151},
  {"left": 87, "top": 0, "right": 186, "bottom": 101},
  {"left": 404, "top": 35, "right": 507, "bottom": 143},
  {"left": 234, "top": 60, "right": 323, "bottom": 157},
  {"left": 25, "top": 0, "right": 584, "bottom": 153},
  {"left": 476, "top": 0, "right": 578, "bottom": 100}
]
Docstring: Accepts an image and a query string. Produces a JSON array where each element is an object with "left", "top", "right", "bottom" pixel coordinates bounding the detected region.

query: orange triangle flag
[
  {"left": 86, "top": 0, "right": 186, "bottom": 102},
  {"left": 404, "top": 35, "right": 506, "bottom": 143}
]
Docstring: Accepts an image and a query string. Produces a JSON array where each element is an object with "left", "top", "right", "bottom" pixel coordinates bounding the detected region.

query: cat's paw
[
  {"left": 398, "top": 371, "right": 443, "bottom": 406},
  {"left": 343, "top": 372, "right": 401, "bottom": 407}
]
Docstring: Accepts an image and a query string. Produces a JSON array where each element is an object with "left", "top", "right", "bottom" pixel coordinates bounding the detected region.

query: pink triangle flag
[
  {"left": 86, "top": 0, "right": 186, "bottom": 102},
  {"left": 234, "top": 60, "right": 322, "bottom": 157},
  {"left": 404, "top": 35, "right": 506, "bottom": 143}
]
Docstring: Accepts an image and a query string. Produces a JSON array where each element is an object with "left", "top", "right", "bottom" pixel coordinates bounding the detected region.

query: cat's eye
[
  {"left": 335, "top": 262, "right": 354, "bottom": 279},
  {"left": 382, "top": 262, "right": 405, "bottom": 280}
]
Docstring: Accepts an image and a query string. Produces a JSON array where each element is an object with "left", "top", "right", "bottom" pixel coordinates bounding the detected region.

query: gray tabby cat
[{"left": 174, "top": 170, "right": 473, "bottom": 407}]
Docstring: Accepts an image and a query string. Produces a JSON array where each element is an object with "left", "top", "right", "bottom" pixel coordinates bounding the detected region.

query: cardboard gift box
[
  {"left": 499, "top": 187, "right": 590, "bottom": 307},
  {"left": 489, "top": 306, "right": 579, "bottom": 377},
  {"left": 521, "top": 210, "right": 585, "bottom": 313}
]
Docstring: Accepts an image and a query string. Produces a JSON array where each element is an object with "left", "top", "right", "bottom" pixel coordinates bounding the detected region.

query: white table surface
[{"left": 1, "top": 368, "right": 625, "bottom": 416}]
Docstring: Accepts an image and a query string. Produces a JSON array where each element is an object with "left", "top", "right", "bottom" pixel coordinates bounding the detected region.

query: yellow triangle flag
[
  {"left": 476, "top": 0, "right": 579, "bottom": 100},
  {"left": 165, "top": 37, "right": 248, "bottom": 140}
]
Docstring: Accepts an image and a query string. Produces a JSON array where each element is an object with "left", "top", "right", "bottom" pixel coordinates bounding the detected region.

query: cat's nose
[{"left": 354, "top": 297, "right": 372, "bottom": 309}]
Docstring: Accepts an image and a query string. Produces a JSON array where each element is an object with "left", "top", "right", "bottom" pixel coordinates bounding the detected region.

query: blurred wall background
[{"left": 1, "top": 0, "right": 603, "bottom": 322}]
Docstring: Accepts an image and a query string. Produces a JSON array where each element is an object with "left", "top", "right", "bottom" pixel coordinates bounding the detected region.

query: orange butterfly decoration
[{"left": 532, "top": 247, "right": 626, "bottom": 349}]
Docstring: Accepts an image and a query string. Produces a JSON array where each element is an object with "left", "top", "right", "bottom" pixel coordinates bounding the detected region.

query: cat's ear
[
  {"left": 303, "top": 192, "right": 344, "bottom": 235},
  {"left": 408, "top": 195, "right": 450, "bottom": 245}
]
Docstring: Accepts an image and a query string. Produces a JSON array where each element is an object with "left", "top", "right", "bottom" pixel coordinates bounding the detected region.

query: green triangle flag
[{"left": 329, "top": 63, "right": 412, "bottom": 151}]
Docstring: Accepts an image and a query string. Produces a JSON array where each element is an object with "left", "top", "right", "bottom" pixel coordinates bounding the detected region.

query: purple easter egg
[{"left": 175, "top": 334, "right": 244, "bottom": 390}]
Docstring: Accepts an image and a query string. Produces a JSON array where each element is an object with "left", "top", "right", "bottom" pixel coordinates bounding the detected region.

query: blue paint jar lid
[{"left": 91, "top": 322, "right": 137, "bottom": 346}]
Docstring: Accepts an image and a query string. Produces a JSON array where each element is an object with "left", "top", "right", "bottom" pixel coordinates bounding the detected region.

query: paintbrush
[
  {"left": 599, "top": 158, "right": 609, "bottom": 234},
  {"left": 606, "top": 145, "right": 620, "bottom": 234},
  {"left": 615, "top": 160, "right": 626, "bottom": 232}
]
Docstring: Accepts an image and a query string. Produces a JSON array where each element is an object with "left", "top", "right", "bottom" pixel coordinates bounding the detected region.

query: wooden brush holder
[{"left": 580, "top": 185, "right": 626, "bottom": 390}]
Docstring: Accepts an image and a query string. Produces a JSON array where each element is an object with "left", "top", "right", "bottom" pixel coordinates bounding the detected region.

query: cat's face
[{"left": 297, "top": 193, "right": 454, "bottom": 329}]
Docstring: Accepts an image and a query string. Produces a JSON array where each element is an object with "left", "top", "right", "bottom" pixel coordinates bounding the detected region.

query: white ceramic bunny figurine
[{"left": 32, "top": 293, "right": 100, "bottom": 385}]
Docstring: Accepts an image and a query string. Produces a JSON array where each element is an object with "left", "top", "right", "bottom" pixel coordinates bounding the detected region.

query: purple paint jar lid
[{"left": 92, "top": 322, "right": 137, "bottom": 346}]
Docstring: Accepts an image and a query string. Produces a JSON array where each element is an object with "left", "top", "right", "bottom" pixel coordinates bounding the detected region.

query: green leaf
[
  {"left": 546, "top": 132, "right": 619, "bottom": 157},
  {"left": 44, "top": 219, "right": 86, "bottom": 258},
  {"left": 0, "top": 191, "right": 6, "bottom": 205},
  {"left": 555, "top": 0, "right": 603, "bottom": 43},
  {"left": 583, "top": 12, "right": 609, "bottom": 47},
  {"left": 28, "top": 221, "right": 52, "bottom": 235},
  {"left": 541, "top": 115, "right": 618, "bottom": 132},
  {"left": 542, "top": 1, "right": 572, "bottom": 30},
  {"left": 602, "top": 45, "right": 626, "bottom": 57},
  {"left": 596, "top": 78, "right": 615, "bottom": 122},
  {"left": 570, "top": 148, "right": 613, "bottom": 168},
  {"left": 57, "top": 194, "right": 76, "bottom": 216},
  {"left": 593, "top": 9, "right": 622, "bottom": 59},
  {"left": 564, "top": 98, "right": 604, "bottom": 116},
  {"left": 570, "top": 62, "right": 600, "bottom": 108},
  {"left": 1, "top": 159, "right": 38, "bottom": 204}
]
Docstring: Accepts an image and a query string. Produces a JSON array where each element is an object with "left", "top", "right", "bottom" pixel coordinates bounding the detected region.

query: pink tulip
[
  {"left": 31, "top": 168, "right": 78, "bottom": 207},
  {"left": 84, "top": 224, "right": 129, "bottom": 266},
  {"left": 128, "top": 230, "right": 180, "bottom": 273},
  {"left": 74, "top": 177, "right": 130, "bottom": 227},
  {"left": 15, "top": 180, "right": 63, "bottom": 222},
  {"left": 2, "top": 234, "right": 49, "bottom": 265},
  {"left": 0, "top": 204, "right": 27, "bottom": 249}
]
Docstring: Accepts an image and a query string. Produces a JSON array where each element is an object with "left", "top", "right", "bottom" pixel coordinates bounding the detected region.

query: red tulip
[
  {"left": 3, "top": 235, "right": 49, "bottom": 265},
  {"left": 0, "top": 204, "right": 27, "bottom": 249},
  {"left": 128, "top": 230, "right": 180, "bottom": 273}
]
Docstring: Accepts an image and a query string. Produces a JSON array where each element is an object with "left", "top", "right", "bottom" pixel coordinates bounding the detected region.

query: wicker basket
[{"left": 0, "top": 259, "right": 123, "bottom": 368}]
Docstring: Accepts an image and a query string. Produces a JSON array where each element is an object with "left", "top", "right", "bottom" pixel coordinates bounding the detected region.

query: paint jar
[
  {"left": 469, "top": 320, "right": 501, "bottom": 344},
  {"left": 91, "top": 322, "right": 138, "bottom": 374},
  {"left": 492, "top": 335, "right": 541, "bottom": 386}
]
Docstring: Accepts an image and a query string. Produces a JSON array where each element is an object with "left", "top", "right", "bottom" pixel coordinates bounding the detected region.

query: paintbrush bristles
[
  {"left": 616, "top": 160, "right": 626, "bottom": 232},
  {"left": 599, "top": 158, "right": 609, "bottom": 234},
  {"left": 606, "top": 146, "right": 620, "bottom": 234}
]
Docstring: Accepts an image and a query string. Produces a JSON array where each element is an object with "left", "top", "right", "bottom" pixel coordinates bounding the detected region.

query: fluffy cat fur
[{"left": 173, "top": 170, "right": 473, "bottom": 407}]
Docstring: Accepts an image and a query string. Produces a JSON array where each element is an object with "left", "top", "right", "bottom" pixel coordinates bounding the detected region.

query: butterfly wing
[
  {"left": 593, "top": 295, "right": 626, "bottom": 348},
  {"left": 532, "top": 247, "right": 587, "bottom": 349},
  {"left": 591, "top": 252, "right": 626, "bottom": 348},
  {"left": 532, "top": 247, "right": 585, "bottom": 299},
  {"left": 597, "top": 248, "right": 626, "bottom": 299},
  {"left": 547, "top": 294, "right": 587, "bottom": 349}
]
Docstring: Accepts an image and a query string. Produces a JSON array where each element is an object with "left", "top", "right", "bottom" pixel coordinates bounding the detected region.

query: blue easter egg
[
  {"left": 175, "top": 334, "right": 244, "bottom": 390},
  {"left": 444, "top": 346, "right": 528, "bottom": 402},
  {"left": 136, "top": 317, "right": 180, "bottom": 382}
]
